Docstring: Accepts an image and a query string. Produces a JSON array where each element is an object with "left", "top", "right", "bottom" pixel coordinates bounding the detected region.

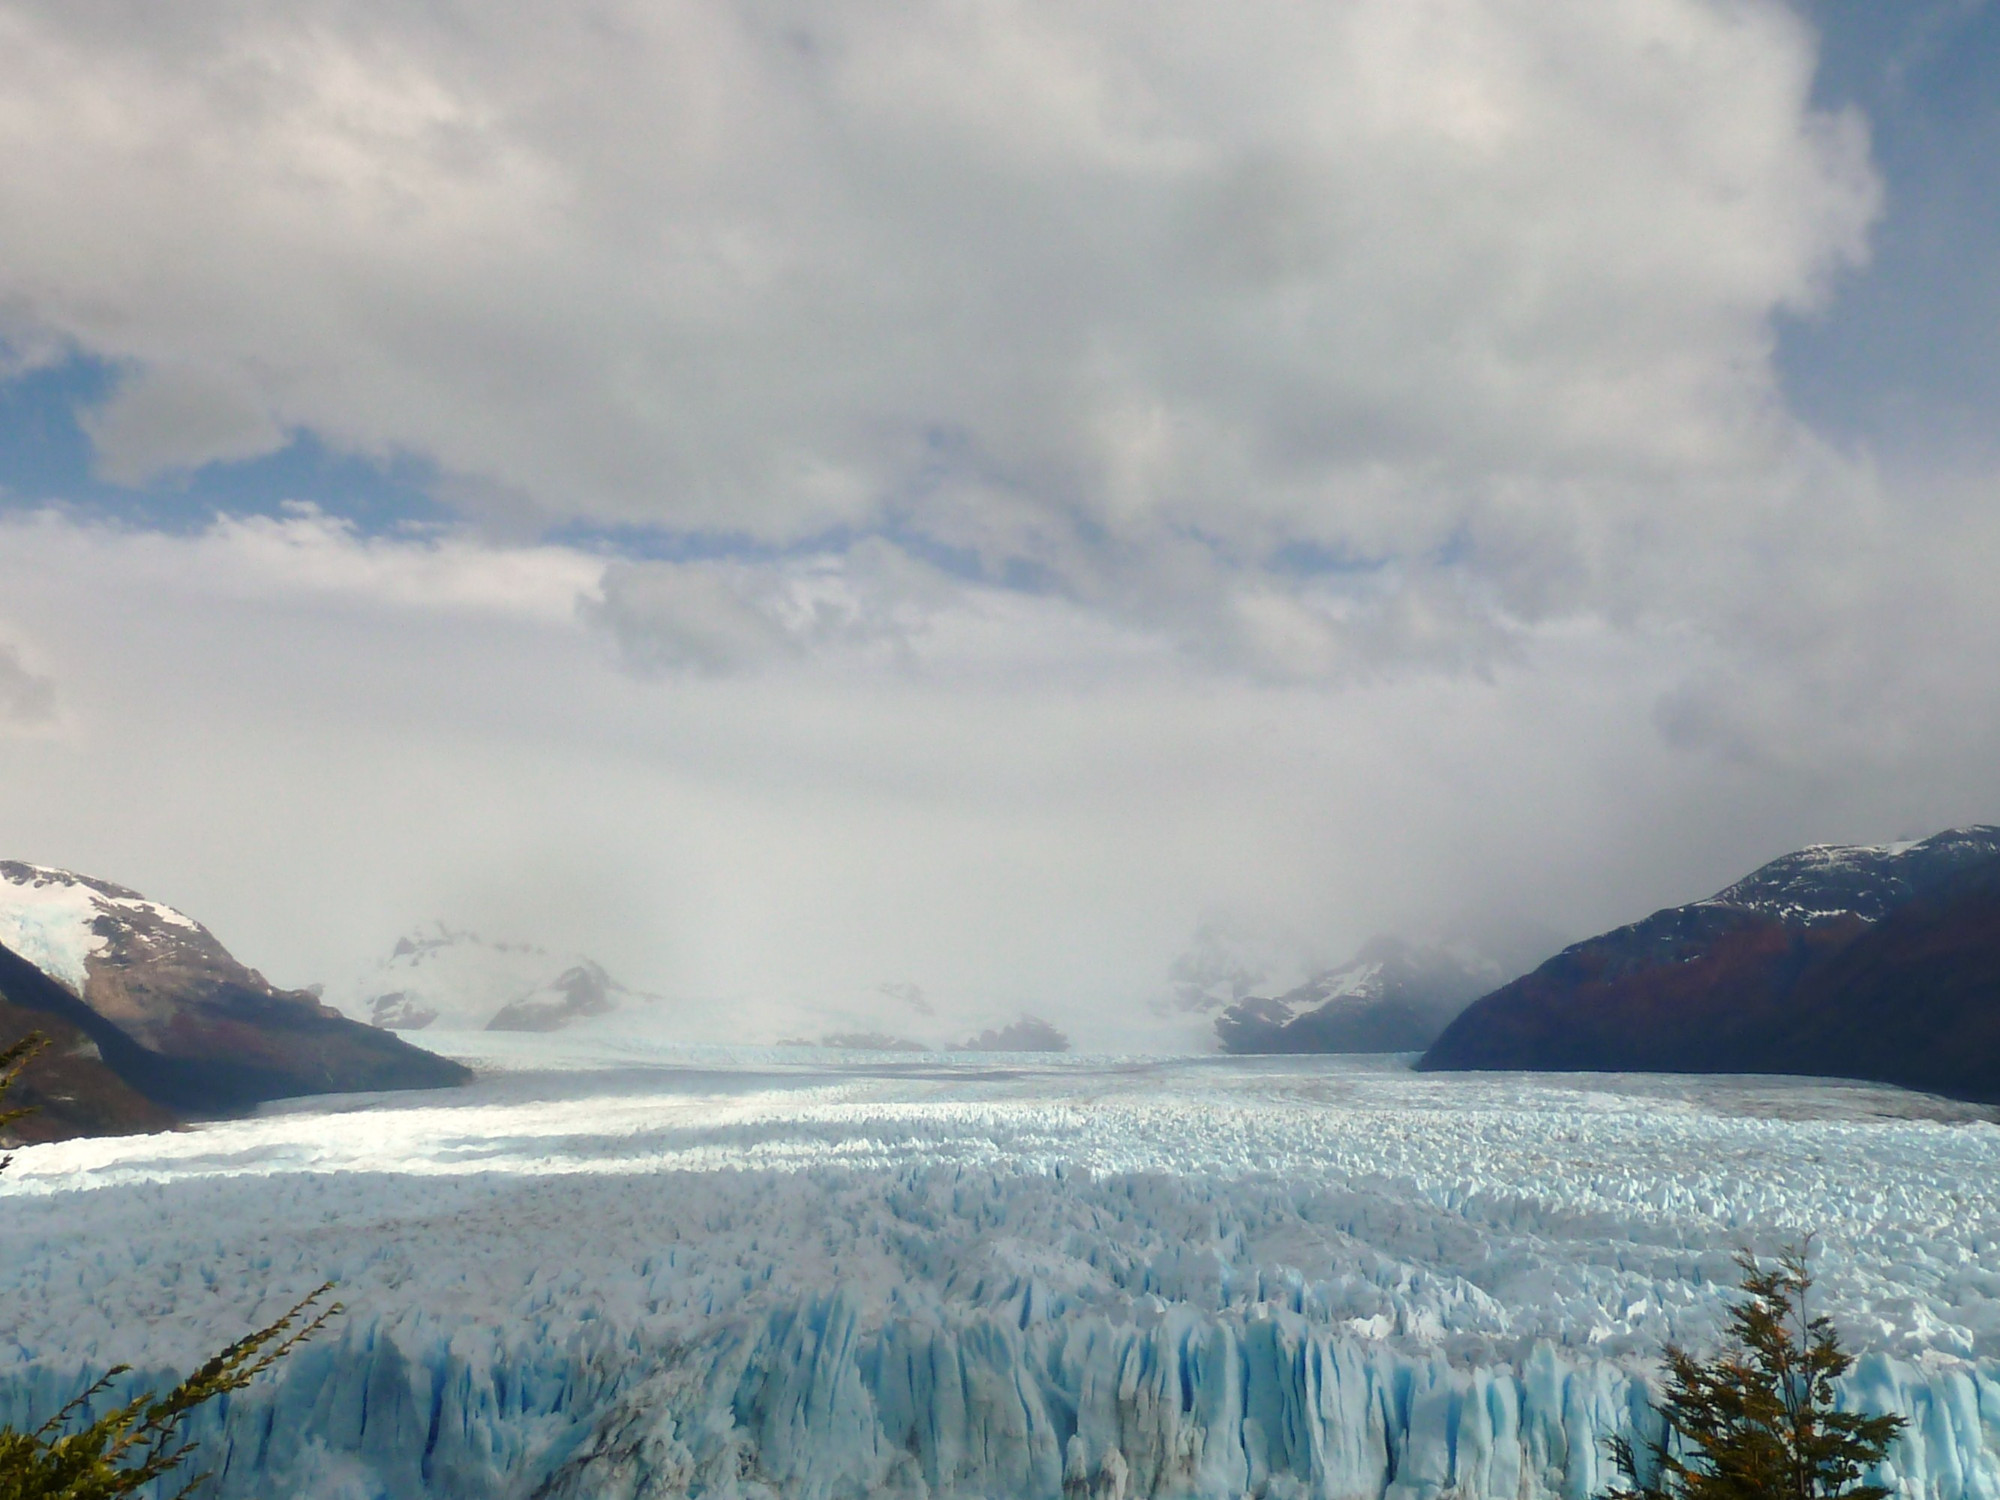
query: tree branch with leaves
[
  {"left": 0, "top": 1030, "right": 341, "bottom": 1500},
  {"left": 1606, "top": 1243, "right": 1905, "bottom": 1500}
]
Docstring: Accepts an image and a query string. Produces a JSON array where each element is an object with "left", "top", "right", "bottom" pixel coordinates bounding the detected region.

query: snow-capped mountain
[
  {"left": 1423, "top": 825, "right": 2000, "bottom": 1100},
  {"left": 1214, "top": 936, "right": 1500, "bottom": 1054},
  {"left": 329, "top": 925, "right": 646, "bottom": 1033},
  {"left": 1163, "top": 916, "right": 1315, "bottom": 1016},
  {"left": 0, "top": 861, "right": 211, "bottom": 1025},
  {"left": 0, "top": 861, "right": 467, "bottom": 1126},
  {"left": 1702, "top": 825, "right": 2000, "bottom": 923}
]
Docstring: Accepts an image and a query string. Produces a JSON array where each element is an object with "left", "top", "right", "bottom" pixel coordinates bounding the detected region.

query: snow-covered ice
[{"left": 2, "top": 1049, "right": 1998, "bottom": 1500}]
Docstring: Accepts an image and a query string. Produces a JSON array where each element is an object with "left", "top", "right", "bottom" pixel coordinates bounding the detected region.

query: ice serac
[
  {"left": 4, "top": 1058, "right": 1998, "bottom": 1500},
  {"left": 0, "top": 862, "right": 468, "bottom": 1121},
  {"left": 13, "top": 1275, "right": 1995, "bottom": 1500},
  {"left": 1420, "top": 826, "right": 2000, "bottom": 1101}
]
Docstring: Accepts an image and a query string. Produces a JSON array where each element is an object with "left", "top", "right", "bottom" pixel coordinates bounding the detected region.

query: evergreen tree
[
  {"left": 1608, "top": 1244, "right": 1904, "bottom": 1500},
  {"left": 0, "top": 1031, "right": 339, "bottom": 1500}
]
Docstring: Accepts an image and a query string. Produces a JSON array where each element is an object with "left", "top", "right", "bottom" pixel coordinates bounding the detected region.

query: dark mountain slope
[
  {"left": 1420, "top": 826, "right": 2000, "bottom": 1101},
  {"left": 1765, "top": 862, "right": 2000, "bottom": 1102},
  {"left": 0, "top": 863, "right": 470, "bottom": 1121},
  {"left": 0, "top": 950, "right": 177, "bottom": 1141}
]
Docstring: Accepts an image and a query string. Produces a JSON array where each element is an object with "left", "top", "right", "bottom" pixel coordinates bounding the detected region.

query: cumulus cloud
[
  {"left": 8, "top": 505, "right": 605, "bottom": 624},
  {"left": 587, "top": 540, "right": 959, "bottom": 677},
  {"left": 0, "top": 0, "right": 1880, "bottom": 672}
]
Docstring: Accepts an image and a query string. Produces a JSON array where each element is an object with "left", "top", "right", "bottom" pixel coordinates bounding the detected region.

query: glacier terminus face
[{"left": 2, "top": 1048, "right": 1997, "bottom": 1500}]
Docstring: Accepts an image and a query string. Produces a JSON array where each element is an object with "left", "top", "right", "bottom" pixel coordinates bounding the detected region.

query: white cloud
[
  {"left": 0, "top": 0, "right": 1879, "bottom": 667},
  {"left": 5, "top": 506, "right": 604, "bottom": 624}
]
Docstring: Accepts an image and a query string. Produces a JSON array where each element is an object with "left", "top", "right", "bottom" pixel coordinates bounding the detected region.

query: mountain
[
  {"left": 329, "top": 925, "right": 647, "bottom": 1033},
  {"left": 0, "top": 958, "right": 177, "bottom": 1142},
  {"left": 1420, "top": 826, "right": 2000, "bottom": 1100},
  {"left": 0, "top": 862, "right": 469, "bottom": 1122},
  {"left": 1762, "top": 858, "right": 2000, "bottom": 1101},
  {"left": 1215, "top": 937, "right": 1500, "bottom": 1054},
  {"left": 960, "top": 1016, "right": 1070, "bottom": 1052}
]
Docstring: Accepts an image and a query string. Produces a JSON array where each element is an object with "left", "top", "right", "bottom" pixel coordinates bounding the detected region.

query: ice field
[{"left": 3, "top": 1046, "right": 1999, "bottom": 1500}]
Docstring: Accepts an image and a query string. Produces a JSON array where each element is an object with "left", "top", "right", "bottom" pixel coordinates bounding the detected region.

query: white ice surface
[{"left": 2, "top": 1053, "right": 1998, "bottom": 1500}]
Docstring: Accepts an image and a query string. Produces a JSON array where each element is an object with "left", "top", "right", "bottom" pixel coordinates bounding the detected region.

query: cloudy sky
[{"left": 1, "top": 0, "right": 1995, "bottom": 1042}]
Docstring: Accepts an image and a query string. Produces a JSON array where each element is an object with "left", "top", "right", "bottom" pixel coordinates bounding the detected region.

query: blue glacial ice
[{"left": 1, "top": 1051, "right": 1998, "bottom": 1500}]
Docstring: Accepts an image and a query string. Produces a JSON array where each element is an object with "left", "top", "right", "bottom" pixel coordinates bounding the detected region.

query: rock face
[
  {"left": 1766, "top": 859, "right": 2000, "bottom": 1102},
  {"left": 1420, "top": 826, "right": 2000, "bottom": 1100},
  {"left": 1216, "top": 937, "right": 1499, "bottom": 1054},
  {"left": 0, "top": 863, "right": 469, "bottom": 1123},
  {"left": 0, "top": 951, "right": 178, "bottom": 1142},
  {"left": 487, "top": 962, "right": 622, "bottom": 1032}
]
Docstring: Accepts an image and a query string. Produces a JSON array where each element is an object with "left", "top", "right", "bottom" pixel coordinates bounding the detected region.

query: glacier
[{"left": 2, "top": 1048, "right": 1999, "bottom": 1500}]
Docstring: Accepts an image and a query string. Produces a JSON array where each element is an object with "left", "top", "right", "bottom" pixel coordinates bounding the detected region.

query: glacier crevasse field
[{"left": 3, "top": 1047, "right": 1998, "bottom": 1500}]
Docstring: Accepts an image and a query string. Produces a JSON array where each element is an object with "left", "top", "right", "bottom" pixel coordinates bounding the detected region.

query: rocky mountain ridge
[
  {"left": 1421, "top": 825, "right": 2000, "bottom": 1101},
  {"left": 0, "top": 862, "right": 469, "bottom": 1136}
]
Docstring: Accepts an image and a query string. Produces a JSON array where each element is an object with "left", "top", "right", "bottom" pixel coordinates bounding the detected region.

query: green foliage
[
  {"left": 1608, "top": 1244, "right": 1905, "bottom": 1500},
  {"left": 0, "top": 1287, "right": 339, "bottom": 1500},
  {"left": 0, "top": 1030, "right": 341, "bottom": 1499},
  {"left": 0, "top": 1033, "right": 50, "bottom": 1174}
]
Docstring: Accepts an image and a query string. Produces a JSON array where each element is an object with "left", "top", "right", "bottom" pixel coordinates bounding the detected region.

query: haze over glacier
[{"left": 4, "top": 1047, "right": 1998, "bottom": 1500}]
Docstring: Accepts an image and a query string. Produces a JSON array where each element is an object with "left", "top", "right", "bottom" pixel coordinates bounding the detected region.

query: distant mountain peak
[
  {"left": 1421, "top": 822, "right": 2000, "bottom": 1102},
  {"left": 0, "top": 861, "right": 213, "bottom": 997},
  {"left": 1215, "top": 935, "right": 1501, "bottom": 1055},
  {"left": 331, "top": 926, "right": 646, "bottom": 1034}
]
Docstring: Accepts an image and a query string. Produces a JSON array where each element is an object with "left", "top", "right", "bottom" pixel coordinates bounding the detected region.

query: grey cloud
[
  {"left": 3, "top": 509, "right": 1996, "bottom": 1051},
  {"left": 80, "top": 361, "right": 290, "bottom": 483},
  {"left": 0, "top": 643, "right": 55, "bottom": 730},
  {"left": 588, "top": 563, "right": 809, "bottom": 677},
  {"left": 587, "top": 538, "right": 975, "bottom": 677}
]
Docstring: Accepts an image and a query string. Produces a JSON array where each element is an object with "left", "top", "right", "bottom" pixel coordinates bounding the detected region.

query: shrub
[
  {"left": 0, "top": 1032, "right": 339, "bottom": 1500},
  {"left": 1607, "top": 1243, "right": 1904, "bottom": 1500}
]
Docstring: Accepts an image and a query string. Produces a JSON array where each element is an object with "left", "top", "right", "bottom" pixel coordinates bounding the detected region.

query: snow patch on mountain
[
  {"left": 1700, "top": 826, "right": 2000, "bottom": 926},
  {"left": 0, "top": 862, "right": 202, "bottom": 993},
  {"left": 1164, "top": 916, "right": 1318, "bottom": 1015}
]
